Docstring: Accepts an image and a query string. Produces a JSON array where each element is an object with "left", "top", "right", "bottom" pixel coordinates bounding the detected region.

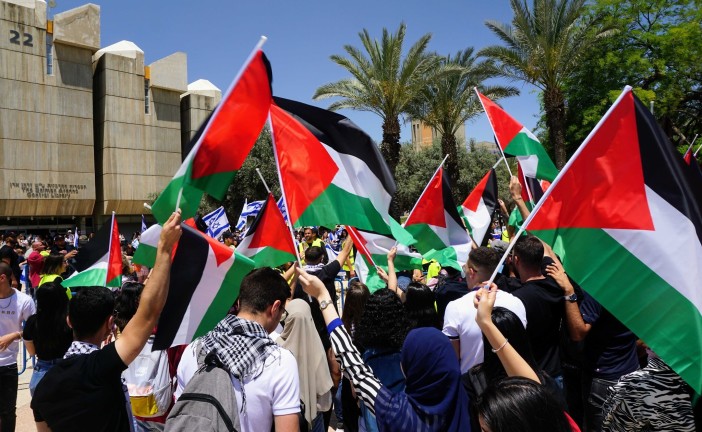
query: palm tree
[
  {"left": 480, "top": 0, "right": 611, "bottom": 167},
  {"left": 314, "top": 23, "right": 440, "bottom": 175},
  {"left": 407, "top": 49, "right": 519, "bottom": 189}
]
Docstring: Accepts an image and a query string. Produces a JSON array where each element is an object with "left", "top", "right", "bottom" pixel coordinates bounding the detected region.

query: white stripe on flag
[{"left": 203, "top": 206, "right": 231, "bottom": 239}]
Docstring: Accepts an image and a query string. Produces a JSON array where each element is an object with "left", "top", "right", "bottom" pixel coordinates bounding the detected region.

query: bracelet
[{"left": 491, "top": 339, "right": 509, "bottom": 353}]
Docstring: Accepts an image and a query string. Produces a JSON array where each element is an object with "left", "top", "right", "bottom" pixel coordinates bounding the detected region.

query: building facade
[
  {"left": 0, "top": 0, "right": 221, "bottom": 233},
  {"left": 410, "top": 119, "right": 466, "bottom": 151}
]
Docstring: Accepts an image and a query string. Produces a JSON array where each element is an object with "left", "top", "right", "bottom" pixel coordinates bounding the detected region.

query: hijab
[
  {"left": 277, "top": 299, "right": 334, "bottom": 424},
  {"left": 375, "top": 327, "right": 471, "bottom": 432}
]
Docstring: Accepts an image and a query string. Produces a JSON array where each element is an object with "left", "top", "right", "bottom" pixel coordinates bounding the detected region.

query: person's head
[
  {"left": 357, "top": 288, "right": 409, "bottom": 351},
  {"left": 222, "top": 231, "right": 234, "bottom": 246},
  {"left": 404, "top": 282, "right": 441, "bottom": 330},
  {"left": 341, "top": 280, "right": 370, "bottom": 333},
  {"left": 477, "top": 377, "right": 572, "bottom": 432},
  {"left": 36, "top": 281, "right": 70, "bottom": 330},
  {"left": 0, "top": 262, "right": 12, "bottom": 291},
  {"left": 41, "top": 254, "right": 67, "bottom": 276},
  {"left": 465, "top": 247, "right": 501, "bottom": 288},
  {"left": 68, "top": 287, "right": 116, "bottom": 341},
  {"left": 113, "top": 282, "right": 144, "bottom": 332},
  {"left": 304, "top": 246, "right": 325, "bottom": 265},
  {"left": 236, "top": 267, "right": 290, "bottom": 333},
  {"left": 481, "top": 307, "right": 537, "bottom": 382},
  {"left": 54, "top": 235, "right": 66, "bottom": 247},
  {"left": 3, "top": 235, "right": 16, "bottom": 247},
  {"left": 303, "top": 227, "right": 318, "bottom": 243},
  {"left": 512, "top": 236, "right": 543, "bottom": 280},
  {"left": 32, "top": 241, "right": 45, "bottom": 252}
]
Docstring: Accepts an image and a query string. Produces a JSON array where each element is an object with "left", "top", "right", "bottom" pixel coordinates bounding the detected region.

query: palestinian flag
[
  {"left": 404, "top": 166, "right": 472, "bottom": 271},
  {"left": 63, "top": 213, "right": 121, "bottom": 288},
  {"left": 133, "top": 221, "right": 255, "bottom": 349},
  {"left": 682, "top": 149, "right": 702, "bottom": 184},
  {"left": 151, "top": 46, "right": 272, "bottom": 224},
  {"left": 346, "top": 226, "right": 422, "bottom": 292},
  {"left": 516, "top": 163, "right": 551, "bottom": 204},
  {"left": 460, "top": 169, "right": 498, "bottom": 246},
  {"left": 476, "top": 89, "right": 559, "bottom": 182},
  {"left": 236, "top": 193, "right": 297, "bottom": 268},
  {"left": 526, "top": 87, "right": 702, "bottom": 394},
  {"left": 269, "top": 97, "right": 413, "bottom": 245}
]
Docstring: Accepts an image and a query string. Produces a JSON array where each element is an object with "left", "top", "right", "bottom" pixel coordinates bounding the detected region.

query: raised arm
[
  {"left": 379, "top": 247, "right": 404, "bottom": 302},
  {"left": 116, "top": 211, "right": 182, "bottom": 365},
  {"left": 509, "top": 176, "right": 531, "bottom": 221},
  {"left": 336, "top": 237, "right": 353, "bottom": 268},
  {"left": 475, "top": 284, "right": 540, "bottom": 383},
  {"left": 297, "top": 267, "right": 382, "bottom": 414}
]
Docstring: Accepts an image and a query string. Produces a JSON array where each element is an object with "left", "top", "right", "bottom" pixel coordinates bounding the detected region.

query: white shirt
[
  {"left": 176, "top": 340, "right": 300, "bottom": 432},
  {"left": 443, "top": 290, "right": 527, "bottom": 373},
  {"left": 0, "top": 289, "right": 36, "bottom": 367}
]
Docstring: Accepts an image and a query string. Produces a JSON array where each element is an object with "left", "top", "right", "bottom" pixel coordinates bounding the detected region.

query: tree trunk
[
  {"left": 380, "top": 116, "right": 402, "bottom": 175},
  {"left": 544, "top": 86, "right": 568, "bottom": 168},
  {"left": 441, "top": 132, "right": 459, "bottom": 192}
]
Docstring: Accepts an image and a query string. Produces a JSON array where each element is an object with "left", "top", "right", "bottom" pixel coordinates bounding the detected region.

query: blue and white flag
[
  {"left": 73, "top": 227, "right": 79, "bottom": 249},
  {"left": 236, "top": 199, "right": 265, "bottom": 231},
  {"left": 276, "top": 197, "right": 290, "bottom": 224},
  {"left": 141, "top": 215, "right": 147, "bottom": 233},
  {"left": 202, "top": 206, "right": 231, "bottom": 239}
]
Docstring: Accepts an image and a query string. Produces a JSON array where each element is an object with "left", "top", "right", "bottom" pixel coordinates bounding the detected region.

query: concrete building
[
  {"left": 0, "top": 0, "right": 221, "bottom": 233},
  {"left": 410, "top": 119, "right": 466, "bottom": 151}
]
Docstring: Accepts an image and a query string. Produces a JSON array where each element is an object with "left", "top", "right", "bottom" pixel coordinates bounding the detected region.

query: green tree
[
  {"left": 313, "top": 23, "right": 440, "bottom": 175},
  {"left": 480, "top": 0, "right": 613, "bottom": 167},
  {"left": 407, "top": 49, "right": 519, "bottom": 189},
  {"left": 562, "top": 0, "right": 702, "bottom": 152}
]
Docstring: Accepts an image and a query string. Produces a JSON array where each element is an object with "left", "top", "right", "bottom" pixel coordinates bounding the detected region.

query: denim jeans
[
  {"left": 333, "top": 381, "right": 343, "bottom": 425},
  {"left": 583, "top": 375, "right": 617, "bottom": 432},
  {"left": 0, "top": 363, "right": 18, "bottom": 432},
  {"left": 29, "top": 358, "right": 61, "bottom": 397}
]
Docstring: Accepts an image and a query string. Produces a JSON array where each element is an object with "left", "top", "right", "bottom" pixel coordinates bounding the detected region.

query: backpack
[
  {"left": 122, "top": 335, "right": 174, "bottom": 418},
  {"left": 165, "top": 342, "right": 240, "bottom": 432}
]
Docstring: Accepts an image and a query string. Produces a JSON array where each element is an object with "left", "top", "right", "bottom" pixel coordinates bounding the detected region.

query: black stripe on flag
[
  {"left": 153, "top": 223, "right": 210, "bottom": 350},
  {"left": 483, "top": 169, "right": 499, "bottom": 213},
  {"left": 73, "top": 220, "right": 110, "bottom": 272},
  {"left": 634, "top": 96, "right": 702, "bottom": 245},
  {"left": 441, "top": 169, "right": 466, "bottom": 229},
  {"left": 273, "top": 96, "right": 396, "bottom": 196}
]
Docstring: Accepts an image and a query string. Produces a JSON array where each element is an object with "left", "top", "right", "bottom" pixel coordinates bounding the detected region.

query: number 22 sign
[{"left": 9, "top": 30, "right": 33, "bottom": 47}]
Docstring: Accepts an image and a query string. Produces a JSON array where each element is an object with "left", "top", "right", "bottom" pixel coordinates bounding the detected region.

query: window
[
  {"left": 144, "top": 79, "right": 150, "bottom": 114},
  {"left": 46, "top": 34, "right": 53, "bottom": 75}
]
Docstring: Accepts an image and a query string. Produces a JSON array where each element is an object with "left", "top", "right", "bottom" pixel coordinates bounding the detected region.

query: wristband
[{"left": 491, "top": 339, "right": 509, "bottom": 353}]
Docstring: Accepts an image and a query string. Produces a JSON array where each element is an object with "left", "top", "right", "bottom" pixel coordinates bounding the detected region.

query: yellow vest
[{"left": 38, "top": 274, "right": 72, "bottom": 299}]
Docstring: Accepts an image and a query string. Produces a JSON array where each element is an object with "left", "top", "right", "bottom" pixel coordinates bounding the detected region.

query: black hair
[
  {"left": 305, "top": 246, "right": 325, "bottom": 264},
  {"left": 41, "top": 254, "right": 66, "bottom": 276},
  {"left": 404, "top": 282, "right": 441, "bottom": 330},
  {"left": 68, "top": 287, "right": 115, "bottom": 340},
  {"left": 357, "top": 288, "right": 409, "bottom": 351},
  {"left": 469, "top": 247, "right": 501, "bottom": 276},
  {"left": 113, "top": 282, "right": 144, "bottom": 332},
  {"left": 477, "top": 377, "right": 571, "bottom": 432},
  {"left": 341, "top": 280, "right": 370, "bottom": 335},
  {"left": 481, "top": 307, "right": 538, "bottom": 383},
  {"left": 514, "top": 236, "right": 544, "bottom": 270},
  {"left": 0, "top": 262, "right": 11, "bottom": 280},
  {"left": 34, "top": 282, "right": 72, "bottom": 357},
  {"left": 238, "top": 267, "right": 290, "bottom": 314}
]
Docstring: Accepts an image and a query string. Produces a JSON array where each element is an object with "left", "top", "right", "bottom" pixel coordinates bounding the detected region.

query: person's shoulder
[
  {"left": 446, "top": 292, "right": 475, "bottom": 313},
  {"left": 15, "top": 289, "right": 33, "bottom": 304}
]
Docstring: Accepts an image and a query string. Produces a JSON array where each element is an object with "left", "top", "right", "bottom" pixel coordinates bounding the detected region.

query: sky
[{"left": 53, "top": 0, "right": 542, "bottom": 146}]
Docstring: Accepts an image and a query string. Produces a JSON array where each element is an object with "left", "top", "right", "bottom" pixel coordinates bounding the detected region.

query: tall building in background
[
  {"left": 0, "top": 0, "right": 222, "bottom": 233},
  {"left": 410, "top": 119, "right": 466, "bottom": 150}
]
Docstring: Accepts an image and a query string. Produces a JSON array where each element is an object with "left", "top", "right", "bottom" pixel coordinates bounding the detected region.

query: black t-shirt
[
  {"left": 580, "top": 292, "right": 639, "bottom": 380},
  {"left": 293, "top": 260, "right": 342, "bottom": 352},
  {"left": 512, "top": 277, "right": 565, "bottom": 377},
  {"left": 31, "top": 343, "right": 131, "bottom": 431},
  {"left": 435, "top": 275, "right": 468, "bottom": 322},
  {"left": 22, "top": 314, "right": 73, "bottom": 361},
  {"left": 0, "top": 245, "right": 21, "bottom": 282}
]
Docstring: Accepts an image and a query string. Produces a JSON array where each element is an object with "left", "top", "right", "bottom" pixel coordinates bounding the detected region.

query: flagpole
[
  {"left": 107, "top": 211, "right": 115, "bottom": 287},
  {"left": 519, "top": 166, "right": 535, "bottom": 204},
  {"left": 255, "top": 168, "right": 272, "bottom": 194},
  {"left": 486, "top": 86, "right": 634, "bottom": 286},
  {"left": 268, "top": 113, "right": 303, "bottom": 267},
  {"left": 474, "top": 87, "right": 514, "bottom": 178},
  {"left": 174, "top": 187, "right": 183, "bottom": 212},
  {"left": 683, "top": 134, "right": 698, "bottom": 158},
  {"left": 404, "top": 154, "right": 449, "bottom": 227}
]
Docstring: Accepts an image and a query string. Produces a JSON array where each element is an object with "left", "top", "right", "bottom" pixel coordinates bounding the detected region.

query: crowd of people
[{"left": 0, "top": 179, "right": 700, "bottom": 432}]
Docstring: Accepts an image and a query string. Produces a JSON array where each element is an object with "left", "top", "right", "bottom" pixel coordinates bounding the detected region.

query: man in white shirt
[
  {"left": 443, "top": 247, "right": 526, "bottom": 373},
  {"left": 176, "top": 267, "right": 300, "bottom": 432},
  {"left": 0, "top": 262, "right": 36, "bottom": 431}
]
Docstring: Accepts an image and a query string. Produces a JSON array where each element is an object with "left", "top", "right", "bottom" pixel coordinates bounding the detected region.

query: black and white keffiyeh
[
  {"left": 200, "top": 315, "right": 279, "bottom": 382},
  {"left": 64, "top": 341, "right": 99, "bottom": 359}
]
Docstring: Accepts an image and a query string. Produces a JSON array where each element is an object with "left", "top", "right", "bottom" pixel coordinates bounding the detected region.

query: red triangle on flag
[
  {"left": 247, "top": 194, "right": 296, "bottom": 255},
  {"left": 346, "top": 226, "right": 375, "bottom": 266},
  {"left": 463, "top": 170, "right": 492, "bottom": 212},
  {"left": 405, "top": 167, "right": 447, "bottom": 228},
  {"left": 477, "top": 90, "right": 523, "bottom": 151},
  {"left": 184, "top": 218, "right": 233, "bottom": 266},
  {"left": 106, "top": 215, "right": 123, "bottom": 284},
  {"left": 191, "top": 51, "right": 272, "bottom": 179},
  {"left": 270, "top": 104, "right": 338, "bottom": 224},
  {"left": 529, "top": 91, "right": 654, "bottom": 231}
]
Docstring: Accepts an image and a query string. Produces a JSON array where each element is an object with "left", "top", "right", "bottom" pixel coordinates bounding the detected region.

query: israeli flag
[
  {"left": 277, "top": 197, "right": 290, "bottom": 224},
  {"left": 235, "top": 199, "right": 248, "bottom": 231},
  {"left": 202, "top": 206, "right": 231, "bottom": 239},
  {"left": 141, "top": 215, "right": 147, "bottom": 233},
  {"left": 242, "top": 200, "right": 265, "bottom": 217},
  {"left": 73, "top": 227, "right": 79, "bottom": 249}
]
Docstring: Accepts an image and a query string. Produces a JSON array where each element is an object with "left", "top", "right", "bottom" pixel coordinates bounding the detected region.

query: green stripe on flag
[
  {"left": 193, "top": 254, "right": 256, "bottom": 339},
  {"left": 504, "top": 132, "right": 559, "bottom": 181},
  {"left": 151, "top": 175, "right": 203, "bottom": 225},
  {"left": 358, "top": 254, "right": 386, "bottom": 293},
  {"left": 248, "top": 247, "right": 297, "bottom": 269},
  {"left": 62, "top": 267, "right": 108, "bottom": 288},
  {"left": 133, "top": 243, "right": 158, "bottom": 268},
  {"left": 404, "top": 224, "right": 447, "bottom": 255},
  {"left": 532, "top": 227, "right": 702, "bottom": 393}
]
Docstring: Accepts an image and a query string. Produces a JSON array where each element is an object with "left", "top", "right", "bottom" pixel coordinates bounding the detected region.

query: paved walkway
[{"left": 16, "top": 350, "right": 35, "bottom": 432}]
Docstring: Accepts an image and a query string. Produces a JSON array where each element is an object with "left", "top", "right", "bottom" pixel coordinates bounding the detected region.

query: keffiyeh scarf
[{"left": 64, "top": 341, "right": 99, "bottom": 359}]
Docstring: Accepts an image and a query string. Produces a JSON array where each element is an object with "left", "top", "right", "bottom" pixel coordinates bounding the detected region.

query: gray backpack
[{"left": 165, "top": 343, "right": 240, "bottom": 432}]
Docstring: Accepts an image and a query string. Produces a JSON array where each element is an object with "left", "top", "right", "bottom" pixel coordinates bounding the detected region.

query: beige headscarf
[{"left": 276, "top": 299, "right": 334, "bottom": 424}]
